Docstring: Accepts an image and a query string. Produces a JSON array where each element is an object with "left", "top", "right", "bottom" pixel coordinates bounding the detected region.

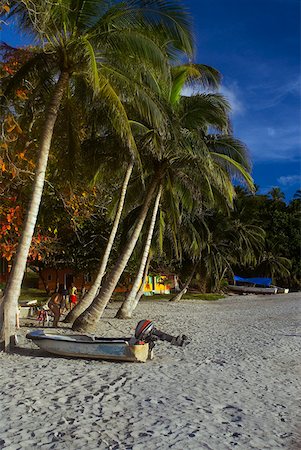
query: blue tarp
[{"left": 234, "top": 276, "right": 272, "bottom": 287}]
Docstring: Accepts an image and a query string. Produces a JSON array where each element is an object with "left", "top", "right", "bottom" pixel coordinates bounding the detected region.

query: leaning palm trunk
[
  {"left": 133, "top": 252, "right": 152, "bottom": 310},
  {"left": 64, "top": 160, "right": 134, "bottom": 324},
  {"left": 169, "top": 263, "right": 198, "bottom": 302},
  {"left": 116, "top": 185, "right": 162, "bottom": 318},
  {"left": 0, "top": 71, "right": 69, "bottom": 351},
  {"left": 72, "top": 175, "right": 160, "bottom": 333}
]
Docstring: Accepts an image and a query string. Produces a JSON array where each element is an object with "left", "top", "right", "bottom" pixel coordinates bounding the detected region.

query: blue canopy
[{"left": 234, "top": 276, "right": 272, "bottom": 287}]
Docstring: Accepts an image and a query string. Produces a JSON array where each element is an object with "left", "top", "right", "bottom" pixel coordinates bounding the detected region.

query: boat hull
[
  {"left": 26, "top": 330, "right": 151, "bottom": 362},
  {"left": 228, "top": 285, "right": 278, "bottom": 294}
]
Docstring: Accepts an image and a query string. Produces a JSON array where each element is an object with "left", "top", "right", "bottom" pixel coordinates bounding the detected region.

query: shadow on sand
[{"left": 11, "top": 346, "right": 57, "bottom": 358}]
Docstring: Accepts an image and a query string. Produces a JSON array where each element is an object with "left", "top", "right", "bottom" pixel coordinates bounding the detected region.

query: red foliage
[
  {"left": 0, "top": 199, "right": 22, "bottom": 261},
  {"left": 0, "top": 198, "right": 56, "bottom": 262}
]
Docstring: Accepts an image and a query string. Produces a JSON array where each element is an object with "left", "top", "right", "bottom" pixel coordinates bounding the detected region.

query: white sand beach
[{"left": 0, "top": 293, "right": 300, "bottom": 450}]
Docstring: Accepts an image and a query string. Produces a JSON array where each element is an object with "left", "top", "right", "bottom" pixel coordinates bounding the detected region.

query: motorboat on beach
[
  {"left": 228, "top": 285, "right": 278, "bottom": 294},
  {"left": 26, "top": 320, "right": 188, "bottom": 362},
  {"left": 26, "top": 330, "right": 151, "bottom": 362},
  {"left": 228, "top": 276, "right": 289, "bottom": 295}
]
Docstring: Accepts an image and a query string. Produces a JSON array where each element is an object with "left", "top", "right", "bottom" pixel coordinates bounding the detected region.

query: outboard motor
[{"left": 135, "top": 320, "right": 189, "bottom": 349}]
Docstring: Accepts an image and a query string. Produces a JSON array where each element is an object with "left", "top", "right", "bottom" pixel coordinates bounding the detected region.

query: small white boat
[
  {"left": 26, "top": 330, "right": 152, "bottom": 362},
  {"left": 26, "top": 320, "right": 188, "bottom": 363}
]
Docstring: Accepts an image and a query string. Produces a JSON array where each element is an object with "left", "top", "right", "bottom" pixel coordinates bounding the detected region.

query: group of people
[{"left": 47, "top": 283, "right": 78, "bottom": 327}]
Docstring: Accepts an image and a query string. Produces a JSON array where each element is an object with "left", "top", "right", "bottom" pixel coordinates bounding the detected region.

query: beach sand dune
[{"left": 0, "top": 293, "right": 300, "bottom": 449}]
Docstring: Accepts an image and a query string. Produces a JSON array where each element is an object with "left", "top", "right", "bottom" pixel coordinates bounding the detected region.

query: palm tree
[
  {"left": 1, "top": 67, "right": 69, "bottom": 349},
  {"left": 72, "top": 170, "right": 162, "bottom": 331},
  {"left": 133, "top": 251, "right": 153, "bottom": 308},
  {"left": 98, "top": 65, "right": 255, "bottom": 322},
  {"left": 0, "top": 0, "right": 194, "bottom": 349},
  {"left": 256, "top": 244, "right": 291, "bottom": 282},
  {"left": 70, "top": 63, "right": 229, "bottom": 330},
  {"left": 169, "top": 263, "right": 198, "bottom": 302},
  {"left": 116, "top": 184, "right": 162, "bottom": 318},
  {"left": 128, "top": 82, "right": 255, "bottom": 308},
  {"left": 268, "top": 187, "right": 285, "bottom": 202},
  {"left": 64, "top": 158, "right": 134, "bottom": 323},
  {"left": 199, "top": 208, "right": 265, "bottom": 291}
]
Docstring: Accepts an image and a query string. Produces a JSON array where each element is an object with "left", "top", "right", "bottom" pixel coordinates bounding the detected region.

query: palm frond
[
  {"left": 80, "top": 36, "right": 100, "bottom": 94},
  {"left": 102, "top": 30, "right": 169, "bottom": 77},
  {"left": 180, "top": 94, "right": 231, "bottom": 132},
  {"left": 95, "top": 71, "right": 138, "bottom": 158},
  {"left": 99, "top": 64, "right": 166, "bottom": 129},
  {"left": 206, "top": 135, "right": 251, "bottom": 170},
  {"left": 170, "top": 64, "right": 221, "bottom": 104},
  {"left": 211, "top": 152, "right": 254, "bottom": 191},
  {"left": 90, "top": 0, "right": 193, "bottom": 56}
]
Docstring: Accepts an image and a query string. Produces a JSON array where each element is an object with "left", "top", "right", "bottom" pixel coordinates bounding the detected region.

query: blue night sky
[
  {"left": 186, "top": 0, "right": 300, "bottom": 200},
  {"left": 1, "top": 0, "right": 300, "bottom": 200}
]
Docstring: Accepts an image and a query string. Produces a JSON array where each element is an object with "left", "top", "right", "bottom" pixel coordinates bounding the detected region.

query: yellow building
[{"left": 143, "top": 275, "right": 172, "bottom": 295}]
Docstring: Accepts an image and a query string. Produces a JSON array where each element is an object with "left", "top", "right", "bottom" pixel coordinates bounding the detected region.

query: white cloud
[
  {"left": 220, "top": 85, "right": 244, "bottom": 115},
  {"left": 249, "top": 76, "right": 301, "bottom": 111},
  {"left": 181, "top": 86, "right": 195, "bottom": 97},
  {"left": 239, "top": 124, "right": 301, "bottom": 161},
  {"left": 278, "top": 175, "right": 301, "bottom": 186}
]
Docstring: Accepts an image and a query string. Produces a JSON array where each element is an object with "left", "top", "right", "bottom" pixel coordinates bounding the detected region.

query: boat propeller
[{"left": 134, "top": 320, "right": 189, "bottom": 348}]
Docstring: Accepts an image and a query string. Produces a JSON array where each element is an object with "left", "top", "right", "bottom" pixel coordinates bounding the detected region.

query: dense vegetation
[{"left": 0, "top": 1, "right": 299, "bottom": 348}]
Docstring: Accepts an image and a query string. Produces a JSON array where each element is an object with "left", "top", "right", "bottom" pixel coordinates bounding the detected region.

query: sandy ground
[{"left": 0, "top": 292, "right": 300, "bottom": 450}]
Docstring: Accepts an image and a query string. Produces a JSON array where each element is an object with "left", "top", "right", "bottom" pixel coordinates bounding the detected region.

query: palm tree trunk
[
  {"left": 72, "top": 175, "right": 160, "bottom": 333},
  {"left": 0, "top": 71, "right": 69, "bottom": 351},
  {"left": 64, "top": 159, "right": 134, "bottom": 323},
  {"left": 116, "top": 185, "right": 162, "bottom": 318},
  {"left": 133, "top": 252, "right": 152, "bottom": 310},
  {"left": 169, "top": 263, "right": 198, "bottom": 302}
]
